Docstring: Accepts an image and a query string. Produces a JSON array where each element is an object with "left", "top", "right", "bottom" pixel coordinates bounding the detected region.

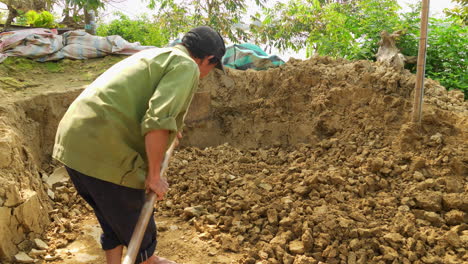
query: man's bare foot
[{"left": 141, "top": 255, "right": 178, "bottom": 264}]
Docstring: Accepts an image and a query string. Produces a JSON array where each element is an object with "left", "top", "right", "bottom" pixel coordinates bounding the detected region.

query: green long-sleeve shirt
[{"left": 53, "top": 45, "right": 199, "bottom": 189}]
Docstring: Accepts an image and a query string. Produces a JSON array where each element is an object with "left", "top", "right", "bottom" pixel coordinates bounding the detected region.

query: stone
[
  {"left": 165, "top": 200, "right": 174, "bottom": 208},
  {"left": 293, "top": 255, "right": 317, "bottom": 264},
  {"left": 348, "top": 252, "right": 358, "bottom": 264},
  {"left": 41, "top": 172, "right": 49, "bottom": 182},
  {"left": 415, "top": 192, "right": 442, "bottom": 211},
  {"left": 258, "top": 183, "right": 273, "bottom": 191},
  {"left": 349, "top": 239, "right": 361, "bottom": 251},
  {"left": 379, "top": 245, "right": 398, "bottom": 260},
  {"left": 46, "top": 166, "right": 69, "bottom": 188},
  {"left": 383, "top": 232, "right": 405, "bottom": 245},
  {"left": 430, "top": 133, "right": 443, "bottom": 144},
  {"left": 442, "top": 193, "right": 468, "bottom": 211},
  {"left": 0, "top": 133, "right": 13, "bottom": 168},
  {"left": 198, "top": 232, "right": 211, "bottom": 240},
  {"left": 47, "top": 189, "right": 55, "bottom": 200},
  {"left": 267, "top": 208, "right": 278, "bottom": 225},
  {"left": 301, "top": 229, "right": 314, "bottom": 251},
  {"left": 270, "top": 231, "right": 292, "bottom": 248},
  {"left": 204, "top": 214, "right": 217, "bottom": 224},
  {"left": 29, "top": 248, "right": 46, "bottom": 256},
  {"left": 17, "top": 239, "right": 34, "bottom": 252},
  {"left": 445, "top": 210, "right": 466, "bottom": 226},
  {"left": 4, "top": 184, "right": 23, "bottom": 207},
  {"left": 0, "top": 207, "right": 20, "bottom": 258},
  {"left": 289, "top": 240, "right": 305, "bottom": 254},
  {"left": 349, "top": 212, "right": 367, "bottom": 222},
  {"left": 55, "top": 238, "right": 68, "bottom": 248},
  {"left": 44, "top": 254, "right": 60, "bottom": 261},
  {"left": 293, "top": 186, "right": 311, "bottom": 196},
  {"left": 14, "top": 252, "right": 34, "bottom": 263},
  {"left": 183, "top": 206, "right": 205, "bottom": 219},
  {"left": 423, "top": 211, "right": 445, "bottom": 227},
  {"left": 279, "top": 217, "right": 293, "bottom": 227},
  {"left": 368, "top": 157, "right": 384, "bottom": 173},
  {"left": 13, "top": 191, "right": 50, "bottom": 233},
  {"left": 413, "top": 171, "right": 425, "bottom": 181},
  {"left": 283, "top": 253, "right": 295, "bottom": 264},
  {"left": 34, "top": 238, "right": 48, "bottom": 250},
  {"left": 220, "top": 234, "right": 240, "bottom": 252},
  {"left": 444, "top": 229, "right": 462, "bottom": 248},
  {"left": 444, "top": 177, "right": 463, "bottom": 193},
  {"left": 281, "top": 197, "right": 293, "bottom": 204}
]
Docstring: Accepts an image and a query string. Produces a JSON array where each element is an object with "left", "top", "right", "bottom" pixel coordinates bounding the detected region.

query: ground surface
[
  {"left": 0, "top": 55, "right": 467, "bottom": 264},
  {"left": 46, "top": 214, "right": 241, "bottom": 264}
]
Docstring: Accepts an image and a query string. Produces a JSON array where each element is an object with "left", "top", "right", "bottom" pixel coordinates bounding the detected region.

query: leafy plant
[
  {"left": 255, "top": 0, "right": 403, "bottom": 58},
  {"left": 444, "top": 0, "right": 468, "bottom": 25},
  {"left": 64, "top": 0, "right": 105, "bottom": 10},
  {"left": 425, "top": 17, "right": 467, "bottom": 97},
  {"left": 146, "top": 0, "right": 265, "bottom": 43},
  {"left": 96, "top": 12, "right": 170, "bottom": 47},
  {"left": 23, "top": 10, "right": 57, "bottom": 28},
  {"left": 0, "top": 10, "right": 6, "bottom": 24}
]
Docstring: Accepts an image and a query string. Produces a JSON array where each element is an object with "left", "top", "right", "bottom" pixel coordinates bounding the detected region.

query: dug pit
[{"left": 0, "top": 56, "right": 467, "bottom": 264}]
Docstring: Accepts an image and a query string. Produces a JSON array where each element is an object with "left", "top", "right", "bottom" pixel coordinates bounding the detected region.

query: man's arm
[{"left": 145, "top": 129, "right": 169, "bottom": 200}]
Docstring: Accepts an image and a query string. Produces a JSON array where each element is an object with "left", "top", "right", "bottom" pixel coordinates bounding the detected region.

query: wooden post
[{"left": 411, "top": 0, "right": 430, "bottom": 123}]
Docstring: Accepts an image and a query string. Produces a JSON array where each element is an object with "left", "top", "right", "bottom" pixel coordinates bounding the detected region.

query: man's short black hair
[
  {"left": 181, "top": 41, "right": 217, "bottom": 64},
  {"left": 181, "top": 26, "right": 226, "bottom": 70}
]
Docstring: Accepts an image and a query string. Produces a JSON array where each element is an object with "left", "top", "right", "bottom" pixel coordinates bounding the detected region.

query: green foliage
[
  {"left": 395, "top": 2, "right": 421, "bottom": 62},
  {"left": 145, "top": 0, "right": 265, "bottom": 43},
  {"left": 253, "top": 0, "right": 320, "bottom": 52},
  {"left": 23, "top": 10, "right": 57, "bottom": 28},
  {"left": 255, "top": 0, "right": 403, "bottom": 59},
  {"left": 444, "top": 0, "right": 468, "bottom": 25},
  {"left": 65, "top": 0, "right": 105, "bottom": 10},
  {"left": 0, "top": 10, "right": 6, "bottom": 24},
  {"left": 425, "top": 18, "right": 467, "bottom": 97},
  {"left": 350, "top": 0, "right": 402, "bottom": 59},
  {"left": 96, "top": 13, "right": 170, "bottom": 47}
]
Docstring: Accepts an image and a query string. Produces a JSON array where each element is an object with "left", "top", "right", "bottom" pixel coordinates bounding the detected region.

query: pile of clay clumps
[{"left": 161, "top": 57, "right": 467, "bottom": 264}]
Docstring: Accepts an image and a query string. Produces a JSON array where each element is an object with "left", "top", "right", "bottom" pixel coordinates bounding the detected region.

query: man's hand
[
  {"left": 145, "top": 174, "right": 168, "bottom": 200},
  {"left": 145, "top": 130, "right": 170, "bottom": 200},
  {"left": 144, "top": 130, "right": 182, "bottom": 200},
  {"left": 175, "top": 132, "right": 183, "bottom": 147}
]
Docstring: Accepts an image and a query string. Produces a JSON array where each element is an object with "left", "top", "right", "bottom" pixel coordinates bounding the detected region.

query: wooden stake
[{"left": 411, "top": 0, "right": 430, "bottom": 123}]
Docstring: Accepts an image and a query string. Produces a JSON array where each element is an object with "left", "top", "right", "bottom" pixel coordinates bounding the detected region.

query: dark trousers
[{"left": 65, "top": 166, "right": 157, "bottom": 263}]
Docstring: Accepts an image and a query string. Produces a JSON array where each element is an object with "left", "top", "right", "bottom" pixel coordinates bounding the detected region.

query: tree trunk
[
  {"left": 376, "top": 30, "right": 406, "bottom": 70},
  {"left": 3, "top": 5, "right": 18, "bottom": 32},
  {"left": 84, "top": 7, "right": 96, "bottom": 35}
]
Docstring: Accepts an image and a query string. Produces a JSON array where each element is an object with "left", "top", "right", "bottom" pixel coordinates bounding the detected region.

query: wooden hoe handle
[{"left": 122, "top": 141, "right": 177, "bottom": 264}]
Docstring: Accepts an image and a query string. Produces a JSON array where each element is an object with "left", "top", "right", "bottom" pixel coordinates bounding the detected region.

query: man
[{"left": 53, "top": 26, "right": 226, "bottom": 264}]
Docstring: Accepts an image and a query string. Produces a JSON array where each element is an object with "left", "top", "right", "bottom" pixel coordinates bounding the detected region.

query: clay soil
[{"left": 0, "top": 55, "right": 467, "bottom": 264}]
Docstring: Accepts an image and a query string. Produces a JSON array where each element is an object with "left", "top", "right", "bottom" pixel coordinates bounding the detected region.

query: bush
[
  {"left": 23, "top": 10, "right": 57, "bottom": 28},
  {"left": 0, "top": 10, "right": 6, "bottom": 24},
  {"left": 425, "top": 18, "right": 467, "bottom": 98},
  {"left": 96, "top": 13, "right": 170, "bottom": 47}
]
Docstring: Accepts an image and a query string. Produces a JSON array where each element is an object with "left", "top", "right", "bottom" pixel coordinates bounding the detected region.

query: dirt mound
[
  {"left": 167, "top": 57, "right": 467, "bottom": 263},
  {"left": 0, "top": 55, "right": 466, "bottom": 263},
  {"left": 0, "top": 56, "right": 124, "bottom": 261}
]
